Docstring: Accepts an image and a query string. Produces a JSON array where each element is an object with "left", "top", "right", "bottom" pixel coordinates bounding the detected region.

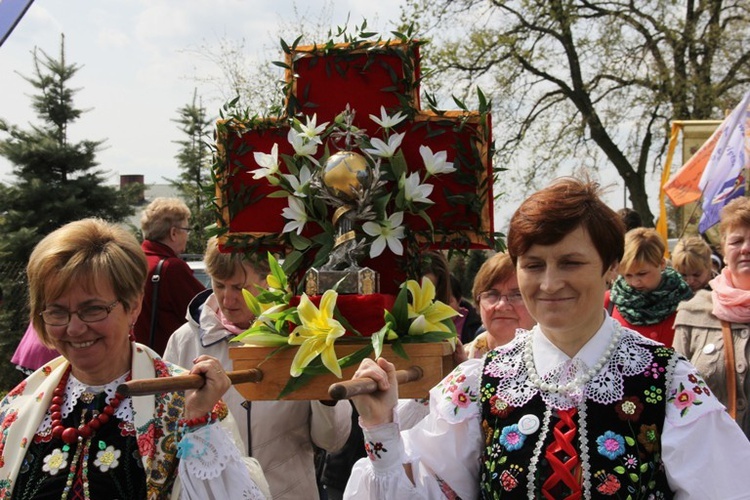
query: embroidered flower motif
[
  {"left": 0, "top": 480, "right": 10, "bottom": 499},
  {"left": 482, "top": 420, "right": 493, "bottom": 446},
  {"left": 594, "top": 470, "right": 621, "bottom": 495},
  {"left": 498, "top": 464, "right": 523, "bottom": 492},
  {"left": 94, "top": 445, "right": 121, "bottom": 472},
  {"left": 136, "top": 422, "right": 164, "bottom": 459},
  {"left": 623, "top": 453, "right": 638, "bottom": 469},
  {"left": 489, "top": 395, "right": 513, "bottom": 418},
  {"left": 643, "top": 362, "right": 665, "bottom": 379},
  {"left": 365, "top": 441, "right": 387, "bottom": 460},
  {"left": 668, "top": 381, "right": 703, "bottom": 416},
  {"left": 596, "top": 431, "right": 626, "bottom": 460},
  {"left": 643, "top": 385, "right": 664, "bottom": 404},
  {"left": 637, "top": 424, "right": 660, "bottom": 453},
  {"left": 6, "top": 382, "right": 25, "bottom": 399},
  {"left": 615, "top": 396, "right": 644, "bottom": 421},
  {"left": 488, "top": 441, "right": 504, "bottom": 459},
  {"left": 451, "top": 389, "right": 472, "bottom": 409},
  {"left": 499, "top": 424, "right": 526, "bottom": 451},
  {"left": 687, "top": 373, "right": 698, "bottom": 384},
  {"left": 42, "top": 448, "right": 69, "bottom": 475}
]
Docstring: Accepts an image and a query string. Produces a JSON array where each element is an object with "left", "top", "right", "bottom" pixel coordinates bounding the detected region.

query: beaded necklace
[
  {"left": 49, "top": 368, "right": 131, "bottom": 500},
  {"left": 523, "top": 326, "right": 622, "bottom": 395},
  {"left": 49, "top": 367, "right": 128, "bottom": 444}
]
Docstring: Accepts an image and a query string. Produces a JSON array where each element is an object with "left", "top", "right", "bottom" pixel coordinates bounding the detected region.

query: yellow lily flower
[
  {"left": 288, "top": 290, "right": 346, "bottom": 377},
  {"left": 266, "top": 273, "right": 283, "bottom": 291},
  {"left": 406, "top": 277, "right": 458, "bottom": 335}
]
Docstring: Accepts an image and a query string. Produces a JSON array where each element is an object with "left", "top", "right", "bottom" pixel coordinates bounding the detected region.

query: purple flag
[
  {"left": 0, "top": 0, "right": 34, "bottom": 47},
  {"left": 698, "top": 91, "right": 750, "bottom": 233}
]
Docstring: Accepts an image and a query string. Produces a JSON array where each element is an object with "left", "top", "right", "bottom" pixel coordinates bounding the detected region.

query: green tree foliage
[
  {"left": 0, "top": 35, "right": 136, "bottom": 263},
  {"left": 0, "top": 35, "right": 138, "bottom": 391},
  {"left": 400, "top": 0, "right": 750, "bottom": 226},
  {"left": 170, "top": 89, "right": 214, "bottom": 253}
]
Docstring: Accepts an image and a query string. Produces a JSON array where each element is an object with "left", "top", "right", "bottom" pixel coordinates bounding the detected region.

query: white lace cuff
[{"left": 178, "top": 423, "right": 266, "bottom": 499}]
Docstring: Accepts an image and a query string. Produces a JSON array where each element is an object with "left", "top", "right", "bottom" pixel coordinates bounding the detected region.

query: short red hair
[{"left": 507, "top": 177, "right": 624, "bottom": 274}]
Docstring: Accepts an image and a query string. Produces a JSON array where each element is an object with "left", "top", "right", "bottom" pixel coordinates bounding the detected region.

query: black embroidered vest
[{"left": 478, "top": 341, "right": 675, "bottom": 499}]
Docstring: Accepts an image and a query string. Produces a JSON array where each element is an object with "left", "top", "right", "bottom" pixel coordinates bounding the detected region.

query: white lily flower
[
  {"left": 283, "top": 165, "right": 312, "bottom": 197},
  {"left": 298, "top": 113, "right": 328, "bottom": 144},
  {"left": 252, "top": 143, "right": 280, "bottom": 180},
  {"left": 287, "top": 128, "right": 319, "bottom": 159},
  {"left": 401, "top": 172, "right": 434, "bottom": 205},
  {"left": 363, "top": 132, "right": 405, "bottom": 158},
  {"left": 281, "top": 196, "right": 308, "bottom": 235},
  {"left": 420, "top": 145, "right": 456, "bottom": 176},
  {"left": 369, "top": 105, "right": 407, "bottom": 130},
  {"left": 362, "top": 212, "right": 406, "bottom": 258}
]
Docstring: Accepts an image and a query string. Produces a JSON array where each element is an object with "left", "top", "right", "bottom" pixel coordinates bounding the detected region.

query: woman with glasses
[
  {"left": 342, "top": 178, "right": 750, "bottom": 499},
  {"left": 465, "top": 252, "right": 535, "bottom": 358},
  {"left": 0, "top": 218, "right": 269, "bottom": 499},
  {"left": 134, "top": 197, "right": 206, "bottom": 355}
]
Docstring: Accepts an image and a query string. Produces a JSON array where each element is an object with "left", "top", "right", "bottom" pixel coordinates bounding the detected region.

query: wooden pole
[
  {"left": 327, "top": 366, "right": 423, "bottom": 400},
  {"left": 117, "top": 368, "right": 263, "bottom": 397}
]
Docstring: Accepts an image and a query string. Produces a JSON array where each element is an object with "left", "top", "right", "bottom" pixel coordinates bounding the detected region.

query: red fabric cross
[{"left": 542, "top": 408, "right": 582, "bottom": 500}]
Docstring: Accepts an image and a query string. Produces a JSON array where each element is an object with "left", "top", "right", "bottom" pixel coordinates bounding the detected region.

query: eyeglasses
[
  {"left": 175, "top": 226, "right": 191, "bottom": 233},
  {"left": 477, "top": 290, "right": 524, "bottom": 307},
  {"left": 40, "top": 300, "right": 120, "bottom": 326}
]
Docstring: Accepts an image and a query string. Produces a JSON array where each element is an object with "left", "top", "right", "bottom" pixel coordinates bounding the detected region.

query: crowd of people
[{"left": 2, "top": 180, "right": 749, "bottom": 499}]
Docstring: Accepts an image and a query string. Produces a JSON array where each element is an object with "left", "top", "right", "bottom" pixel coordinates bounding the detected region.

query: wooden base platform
[{"left": 228, "top": 342, "right": 456, "bottom": 400}]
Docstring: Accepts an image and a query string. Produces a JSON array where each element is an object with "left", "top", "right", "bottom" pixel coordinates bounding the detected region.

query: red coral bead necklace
[{"left": 49, "top": 367, "right": 129, "bottom": 445}]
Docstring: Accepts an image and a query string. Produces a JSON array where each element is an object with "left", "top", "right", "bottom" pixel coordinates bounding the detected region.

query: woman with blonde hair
[
  {"left": 674, "top": 197, "right": 750, "bottom": 439},
  {"left": 671, "top": 235, "right": 715, "bottom": 292},
  {"left": 0, "top": 218, "right": 269, "bottom": 499},
  {"left": 605, "top": 227, "right": 693, "bottom": 346}
]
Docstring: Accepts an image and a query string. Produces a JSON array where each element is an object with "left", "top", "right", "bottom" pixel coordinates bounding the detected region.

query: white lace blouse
[{"left": 344, "top": 317, "right": 750, "bottom": 499}]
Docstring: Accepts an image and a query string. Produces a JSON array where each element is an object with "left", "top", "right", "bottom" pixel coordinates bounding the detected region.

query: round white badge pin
[{"left": 518, "top": 414, "right": 540, "bottom": 435}]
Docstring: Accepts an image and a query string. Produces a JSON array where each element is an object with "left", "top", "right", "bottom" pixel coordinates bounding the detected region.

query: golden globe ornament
[{"left": 322, "top": 151, "right": 371, "bottom": 201}]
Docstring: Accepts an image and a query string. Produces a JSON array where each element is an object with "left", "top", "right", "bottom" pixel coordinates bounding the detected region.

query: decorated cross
[{"left": 214, "top": 37, "right": 496, "bottom": 294}]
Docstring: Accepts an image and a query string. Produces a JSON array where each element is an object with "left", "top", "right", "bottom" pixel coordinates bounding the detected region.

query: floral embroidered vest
[{"left": 478, "top": 342, "right": 674, "bottom": 499}]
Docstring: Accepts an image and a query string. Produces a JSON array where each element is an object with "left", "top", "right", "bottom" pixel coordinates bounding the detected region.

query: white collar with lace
[
  {"left": 37, "top": 372, "right": 134, "bottom": 434},
  {"left": 485, "top": 317, "right": 665, "bottom": 410}
]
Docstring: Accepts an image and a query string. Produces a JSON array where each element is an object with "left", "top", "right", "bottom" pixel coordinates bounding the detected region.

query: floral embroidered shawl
[{"left": 0, "top": 342, "right": 190, "bottom": 499}]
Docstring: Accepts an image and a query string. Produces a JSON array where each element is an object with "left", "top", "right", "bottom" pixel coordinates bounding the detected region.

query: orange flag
[{"left": 663, "top": 123, "right": 724, "bottom": 206}]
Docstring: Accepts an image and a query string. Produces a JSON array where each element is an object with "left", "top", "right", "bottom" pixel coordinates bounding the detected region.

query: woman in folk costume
[
  {"left": 343, "top": 178, "right": 750, "bottom": 499},
  {"left": 0, "top": 218, "right": 269, "bottom": 499}
]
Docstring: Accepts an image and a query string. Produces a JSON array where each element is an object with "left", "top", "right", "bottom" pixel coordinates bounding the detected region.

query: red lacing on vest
[{"left": 542, "top": 407, "right": 582, "bottom": 500}]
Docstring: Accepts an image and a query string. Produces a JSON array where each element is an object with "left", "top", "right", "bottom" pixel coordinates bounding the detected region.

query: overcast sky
[{"left": 0, "top": 0, "right": 403, "bottom": 186}]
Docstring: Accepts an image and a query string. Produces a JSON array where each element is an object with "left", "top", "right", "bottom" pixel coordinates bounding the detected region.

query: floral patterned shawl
[{"left": 0, "top": 342, "right": 191, "bottom": 499}]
